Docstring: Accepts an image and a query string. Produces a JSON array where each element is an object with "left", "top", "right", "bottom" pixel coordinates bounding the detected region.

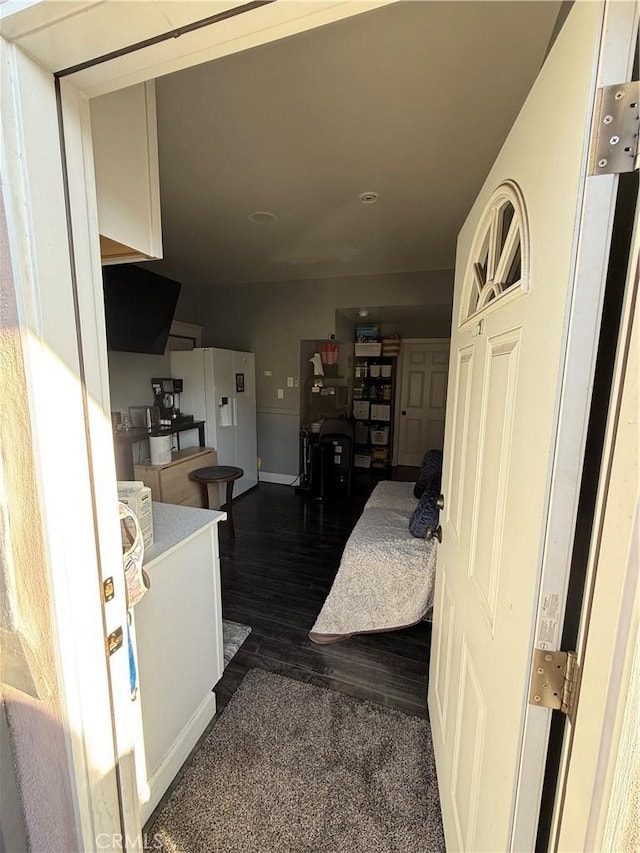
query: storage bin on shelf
[
  {"left": 382, "top": 336, "right": 401, "bottom": 356},
  {"left": 355, "top": 342, "right": 382, "bottom": 357},
  {"left": 354, "top": 452, "right": 372, "bottom": 469},
  {"left": 371, "top": 447, "right": 390, "bottom": 468},
  {"left": 353, "top": 400, "right": 370, "bottom": 419},
  {"left": 370, "top": 426, "right": 389, "bottom": 445},
  {"left": 370, "top": 403, "right": 391, "bottom": 421}
]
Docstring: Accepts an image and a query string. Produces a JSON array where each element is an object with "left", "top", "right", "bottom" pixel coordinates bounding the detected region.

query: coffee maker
[{"left": 151, "top": 377, "right": 183, "bottom": 425}]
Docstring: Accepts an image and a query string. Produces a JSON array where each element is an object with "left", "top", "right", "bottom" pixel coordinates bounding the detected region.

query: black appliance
[{"left": 102, "top": 264, "right": 181, "bottom": 355}]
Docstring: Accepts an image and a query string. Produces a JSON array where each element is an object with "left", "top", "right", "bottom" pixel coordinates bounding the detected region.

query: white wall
[{"left": 107, "top": 350, "right": 171, "bottom": 417}]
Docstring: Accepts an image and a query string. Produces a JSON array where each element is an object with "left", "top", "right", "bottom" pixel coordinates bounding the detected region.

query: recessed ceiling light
[
  {"left": 358, "top": 308, "right": 369, "bottom": 318},
  {"left": 249, "top": 210, "right": 278, "bottom": 225},
  {"left": 359, "top": 191, "right": 379, "bottom": 205}
]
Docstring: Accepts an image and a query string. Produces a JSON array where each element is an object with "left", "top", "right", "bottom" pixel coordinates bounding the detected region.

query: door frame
[
  {"left": 551, "top": 166, "right": 639, "bottom": 852},
  {"left": 0, "top": 1, "right": 636, "bottom": 849}
]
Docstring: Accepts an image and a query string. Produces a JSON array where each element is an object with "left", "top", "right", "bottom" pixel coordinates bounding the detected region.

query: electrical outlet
[
  {"left": 294, "top": 376, "right": 299, "bottom": 388},
  {"left": 287, "top": 376, "right": 294, "bottom": 387},
  {"left": 277, "top": 388, "right": 284, "bottom": 399},
  {"left": 264, "top": 370, "right": 272, "bottom": 377}
]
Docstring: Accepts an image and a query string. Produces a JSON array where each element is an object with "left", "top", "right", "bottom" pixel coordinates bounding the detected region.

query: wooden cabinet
[
  {"left": 134, "top": 447, "right": 217, "bottom": 507},
  {"left": 91, "top": 81, "right": 163, "bottom": 263}
]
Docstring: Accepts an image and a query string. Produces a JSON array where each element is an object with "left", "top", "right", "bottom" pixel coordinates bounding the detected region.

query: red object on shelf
[{"left": 320, "top": 342, "right": 339, "bottom": 364}]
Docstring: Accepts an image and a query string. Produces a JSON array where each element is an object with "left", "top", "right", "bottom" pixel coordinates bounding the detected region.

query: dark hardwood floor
[{"left": 215, "top": 467, "right": 432, "bottom": 719}]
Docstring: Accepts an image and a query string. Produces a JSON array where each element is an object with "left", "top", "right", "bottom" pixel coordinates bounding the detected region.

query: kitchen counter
[
  {"left": 143, "top": 501, "right": 226, "bottom": 567},
  {"left": 114, "top": 420, "right": 206, "bottom": 446}
]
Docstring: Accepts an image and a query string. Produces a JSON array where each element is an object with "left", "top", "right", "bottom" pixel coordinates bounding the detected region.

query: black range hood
[{"left": 103, "top": 264, "right": 181, "bottom": 355}]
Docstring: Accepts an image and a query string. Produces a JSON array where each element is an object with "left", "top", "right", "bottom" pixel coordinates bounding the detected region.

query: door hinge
[
  {"left": 529, "top": 648, "right": 579, "bottom": 716},
  {"left": 589, "top": 81, "right": 639, "bottom": 176}
]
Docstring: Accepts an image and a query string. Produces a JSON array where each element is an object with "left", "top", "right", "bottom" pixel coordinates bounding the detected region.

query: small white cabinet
[
  {"left": 133, "top": 502, "right": 224, "bottom": 824},
  {"left": 91, "top": 81, "right": 163, "bottom": 264}
]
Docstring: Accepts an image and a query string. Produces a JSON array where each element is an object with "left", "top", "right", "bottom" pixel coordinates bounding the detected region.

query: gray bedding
[{"left": 309, "top": 481, "right": 438, "bottom": 644}]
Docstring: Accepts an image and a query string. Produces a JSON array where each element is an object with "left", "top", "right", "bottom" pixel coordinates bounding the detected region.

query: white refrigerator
[{"left": 170, "top": 348, "right": 258, "bottom": 498}]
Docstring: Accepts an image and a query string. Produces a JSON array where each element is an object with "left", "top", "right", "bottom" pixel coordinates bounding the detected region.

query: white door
[
  {"left": 396, "top": 340, "right": 449, "bottom": 464},
  {"left": 428, "top": 3, "right": 637, "bottom": 851}
]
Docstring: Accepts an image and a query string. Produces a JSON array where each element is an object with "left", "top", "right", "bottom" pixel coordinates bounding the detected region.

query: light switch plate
[
  {"left": 277, "top": 389, "right": 284, "bottom": 399},
  {"left": 287, "top": 377, "right": 294, "bottom": 387}
]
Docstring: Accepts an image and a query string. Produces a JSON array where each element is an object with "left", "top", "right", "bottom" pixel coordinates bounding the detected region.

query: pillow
[
  {"left": 409, "top": 482, "right": 440, "bottom": 538},
  {"left": 414, "top": 449, "right": 443, "bottom": 499}
]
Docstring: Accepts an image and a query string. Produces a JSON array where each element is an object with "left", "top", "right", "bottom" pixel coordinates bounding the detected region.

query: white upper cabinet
[{"left": 90, "top": 81, "right": 163, "bottom": 264}]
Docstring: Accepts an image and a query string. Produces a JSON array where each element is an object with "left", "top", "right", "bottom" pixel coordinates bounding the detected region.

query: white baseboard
[
  {"left": 259, "top": 471, "right": 299, "bottom": 485},
  {"left": 140, "top": 691, "right": 217, "bottom": 825}
]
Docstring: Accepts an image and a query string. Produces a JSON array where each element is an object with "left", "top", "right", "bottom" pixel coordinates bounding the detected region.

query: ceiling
[
  {"left": 337, "top": 303, "right": 454, "bottom": 339},
  {"left": 148, "top": 0, "right": 563, "bottom": 289}
]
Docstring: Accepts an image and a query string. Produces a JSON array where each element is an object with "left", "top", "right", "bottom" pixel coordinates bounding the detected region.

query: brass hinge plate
[
  {"left": 107, "top": 626, "right": 124, "bottom": 656},
  {"left": 529, "top": 648, "right": 579, "bottom": 716},
  {"left": 589, "top": 81, "right": 639, "bottom": 176},
  {"left": 103, "top": 576, "right": 115, "bottom": 602}
]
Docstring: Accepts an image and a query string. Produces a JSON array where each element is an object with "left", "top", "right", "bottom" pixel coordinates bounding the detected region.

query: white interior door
[
  {"left": 396, "top": 340, "right": 449, "bottom": 464},
  {"left": 428, "top": 3, "right": 637, "bottom": 851}
]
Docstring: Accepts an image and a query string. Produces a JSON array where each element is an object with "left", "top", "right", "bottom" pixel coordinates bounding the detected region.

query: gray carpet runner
[{"left": 150, "top": 668, "right": 445, "bottom": 852}]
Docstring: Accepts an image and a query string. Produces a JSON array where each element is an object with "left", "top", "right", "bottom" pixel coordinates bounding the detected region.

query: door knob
[
  {"left": 436, "top": 494, "right": 445, "bottom": 510},
  {"left": 426, "top": 525, "right": 442, "bottom": 543},
  {"left": 401, "top": 410, "right": 407, "bottom": 416}
]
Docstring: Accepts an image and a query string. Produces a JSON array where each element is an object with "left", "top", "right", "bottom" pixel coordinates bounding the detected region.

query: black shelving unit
[{"left": 352, "top": 354, "right": 395, "bottom": 470}]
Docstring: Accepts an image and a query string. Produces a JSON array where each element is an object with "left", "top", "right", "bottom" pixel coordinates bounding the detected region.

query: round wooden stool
[{"left": 189, "top": 465, "right": 243, "bottom": 539}]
